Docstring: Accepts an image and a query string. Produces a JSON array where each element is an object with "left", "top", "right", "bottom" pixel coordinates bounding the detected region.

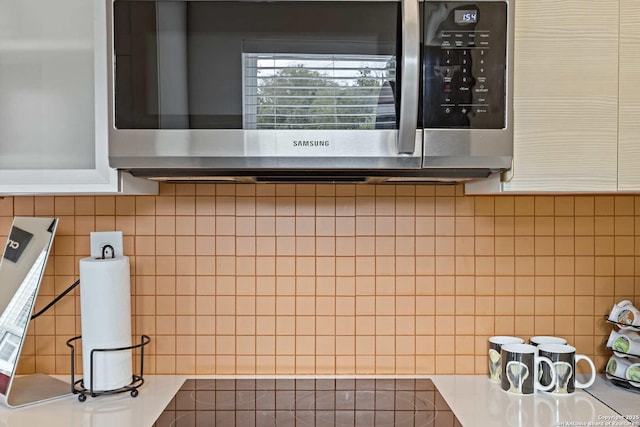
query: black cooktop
[{"left": 153, "top": 378, "right": 462, "bottom": 426}]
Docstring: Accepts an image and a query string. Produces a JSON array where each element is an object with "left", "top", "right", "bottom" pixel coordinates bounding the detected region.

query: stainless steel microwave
[{"left": 107, "top": 0, "right": 514, "bottom": 183}]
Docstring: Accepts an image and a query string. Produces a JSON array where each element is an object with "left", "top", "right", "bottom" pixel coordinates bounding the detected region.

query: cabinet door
[
  {"left": 467, "top": 0, "right": 619, "bottom": 194},
  {"left": 618, "top": 0, "right": 640, "bottom": 191},
  {"left": 0, "top": 0, "right": 156, "bottom": 194}
]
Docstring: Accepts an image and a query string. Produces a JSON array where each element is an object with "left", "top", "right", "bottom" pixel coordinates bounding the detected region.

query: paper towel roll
[{"left": 79, "top": 256, "right": 132, "bottom": 391}]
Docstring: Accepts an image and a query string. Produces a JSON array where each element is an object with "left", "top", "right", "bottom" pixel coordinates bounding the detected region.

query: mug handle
[
  {"left": 535, "top": 356, "right": 556, "bottom": 392},
  {"left": 575, "top": 354, "right": 597, "bottom": 388}
]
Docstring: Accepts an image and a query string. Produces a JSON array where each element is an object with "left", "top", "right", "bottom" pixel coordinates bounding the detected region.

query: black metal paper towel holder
[{"left": 66, "top": 335, "right": 151, "bottom": 402}]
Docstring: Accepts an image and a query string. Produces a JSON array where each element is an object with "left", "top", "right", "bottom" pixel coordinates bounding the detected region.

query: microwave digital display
[{"left": 454, "top": 10, "right": 478, "bottom": 24}]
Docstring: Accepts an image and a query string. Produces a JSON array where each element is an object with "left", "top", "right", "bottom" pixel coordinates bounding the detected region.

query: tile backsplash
[{"left": 1, "top": 184, "right": 638, "bottom": 376}]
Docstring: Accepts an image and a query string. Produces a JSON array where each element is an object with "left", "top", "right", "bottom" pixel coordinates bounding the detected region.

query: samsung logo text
[{"left": 292, "top": 140, "right": 330, "bottom": 148}]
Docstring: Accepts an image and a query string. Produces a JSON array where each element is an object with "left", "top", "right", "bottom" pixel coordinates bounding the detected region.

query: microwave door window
[
  {"left": 243, "top": 52, "right": 396, "bottom": 130},
  {"left": 113, "top": 1, "right": 400, "bottom": 131}
]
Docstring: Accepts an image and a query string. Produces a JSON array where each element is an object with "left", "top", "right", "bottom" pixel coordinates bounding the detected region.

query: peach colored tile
[
  {"left": 396, "top": 316, "right": 415, "bottom": 335},
  {"left": 275, "top": 196, "right": 295, "bottom": 217},
  {"left": 574, "top": 217, "right": 594, "bottom": 236},
  {"left": 315, "top": 258, "right": 335, "bottom": 276},
  {"left": 96, "top": 196, "right": 116, "bottom": 215},
  {"left": 615, "top": 196, "right": 634, "bottom": 215},
  {"left": 314, "top": 217, "right": 335, "bottom": 237},
  {"left": 355, "top": 217, "right": 375, "bottom": 238},
  {"left": 315, "top": 316, "right": 336, "bottom": 336},
  {"left": 435, "top": 217, "right": 455, "bottom": 236},
  {"left": 19, "top": 190, "right": 640, "bottom": 375},
  {"left": 534, "top": 197, "right": 554, "bottom": 216},
  {"left": 335, "top": 196, "right": 356, "bottom": 216},
  {"left": 415, "top": 217, "right": 435, "bottom": 237},
  {"left": 476, "top": 256, "right": 500, "bottom": 277},
  {"left": 564, "top": 198, "right": 590, "bottom": 219},
  {"left": 254, "top": 237, "right": 275, "bottom": 257},
  {"left": 296, "top": 237, "right": 315, "bottom": 256},
  {"left": 32, "top": 197, "right": 54, "bottom": 216},
  {"left": 54, "top": 197, "right": 75, "bottom": 215},
  {"left": 594, "top": 217, "right": 614, "bottom": 235},
  {"left": 176, "top": 256, "right": 196, "bottom": 276},
  {"left": 434, "top": 336, "right": 454, "bottom": 356},
  {"left": 493, "top": 316, "right": 515, "bottom": 335},
  {"left": 296, "top": 296, "right": 315, "bottom": 316},
  {"left": 14, "top": 197, "right": 35, "bottom": 215},
  {"left": 335, "top": 316, "right": 355, "bottom": 335},
  {"left": 274, "top": 237, "right": 294, "bottom": 257},
  {"left": 455, "top": 256, "right": 475, "bottom": 276},
  {"left": 418, "top": 315, "right": 439, "bottom": 338},
  {"left": 494, "top": 197, "right": 514, "bottom": 216},
  {"left": 375, "top": 314, "right": 396, "bottom": 335},
  {"left": 296, "top": 276, "right": 316, "bottom": 295},
  {"left": 235, "top": 237, "right": 255, "bottom": 256},
  {"left": 354, "top": 196, "right": 375, "bottom": 216},
  {"left": 455, "top": 335, "right": 474, "bottom": 355},
  {"left": 535, "top": 256, "right": 554, "bottom": 276},
  {"left": 474, "top": 198, "right": 494, "bottom": 216},
  {"left": 255, "top": 216, "right": 275, "bottom": 236},
  {"left": 435, "top": 197, "right": 455, "bottom": 217},
  {"left": 213, "top": 196, "right": 235, "bottom": 216},
  {"left": 455, "top": 196, "right": 475, "bottom": 216},
  {"left": 554, "top": 217, "right": 574, "bottom": 236},
  {"left": 172, "top": 197, "right": 195, "bottom": 216},
  {"left": 615, "top": 217, "right": 634, "bottom": 236},
  {"left": 396, "top": 197, "right": 415, "bottom": 216},
  {"left": 168, "top": 184, "right": 191, "bottom": 196},
  {"left": 495, "top": 296, "right": 516, "bottom": 316},
  {"left": 72, "top": 197, "right": 95, "bottom": 216},
  {"left": 155, "top": 197, "right": 176, "bottom": 216},
  {"left": 114, "top": 215, "right": 135, "bottom": 236},
  {"left": 493, "top": 237, "right": 513, "bottom": 257},
  {"left": 256, "top": 197, "right": 276, "bottom": 216},
  {"left": 475, "top": 237, "right": 494, "bottom": 256},
  {"left": 235, "top": 196, "right": 256, "bottom": 216},
  {"left": 474, "top": 316, "right": 493, "bottom": 335},
  {"left": 396, "top": 276, "right": 415, "bottom": 295},
  {"left": 435, "top": 237, "right": 454, "bottom": 256},
  {"left": 475, "top": 216, "right": 495, "bottom": 236},
  {"left": 456, "top": 217, "right": 475, "bottom": 236},
  {"left": 375, "top": 217, "right": 395, "bottom": 236},
  {"left": 514, "top": 216, "right": 534, "bottom": 235},
  {"left": 494, "top": 216, "right": 514, "bottom": 237},
  {"left": 554, "top": 237, "right": 574, "bottom": 257},
  {"left": 316, "top": 195, "right": 336, "bottom": 215},
  {"left": 594, "top": 196, "right": 614, "bottom": 216}
]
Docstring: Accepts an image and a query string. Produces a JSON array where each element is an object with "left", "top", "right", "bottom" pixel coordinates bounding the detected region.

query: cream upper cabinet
[
  {"left": 618, "top": 0, "right": 640, "bottom": 191},
  {"left": 466, "top": 0, "right": 619, "bottom": 194},
  {"left": 0, "top": 0, "right": 156, "bottom": 194}
]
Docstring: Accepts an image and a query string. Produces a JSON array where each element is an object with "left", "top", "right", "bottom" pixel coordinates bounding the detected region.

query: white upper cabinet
[
  {"left": 466, "top": 0, "right": 620, "bottom": 194},
  {"left": 0, "top": 0, "right": 156, "bottom": 194},
  {"left": 618, "top": 0, "right": 640, "bottom": 192}
]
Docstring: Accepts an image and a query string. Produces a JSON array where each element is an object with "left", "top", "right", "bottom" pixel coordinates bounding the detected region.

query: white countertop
[
  {"left": 433, "top": 375, "right": 638, "bottom": 427},
  {"left": 0, "top": 374, "right": 636, "bottom": 426}
]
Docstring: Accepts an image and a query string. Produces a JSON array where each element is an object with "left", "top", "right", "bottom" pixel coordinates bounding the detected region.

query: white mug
[
  {"left": 538, "top": 344, "right": 596, "bottom": 394},
  {"left": 488, "top": 336, "right": 524, "bottom": 382},
  {"left": 530, "top": 336, "right": 567, "bottom": 346},
  {"left": 500, "top": 343, "right": 556, "bottom": 395}
]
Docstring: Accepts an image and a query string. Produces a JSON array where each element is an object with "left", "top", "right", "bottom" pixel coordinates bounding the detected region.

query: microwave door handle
[{"left": 397, "top": 0, "right": 420, "bottom": 154}]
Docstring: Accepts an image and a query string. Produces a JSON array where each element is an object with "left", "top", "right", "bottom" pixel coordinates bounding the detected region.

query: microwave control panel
[{"left": 422, "top": 1, "right": 508, "bottom": 129}]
